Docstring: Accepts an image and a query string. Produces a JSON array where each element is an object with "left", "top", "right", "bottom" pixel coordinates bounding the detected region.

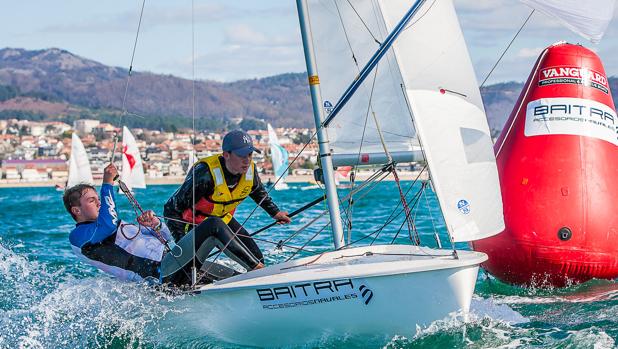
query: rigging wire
[
  {"left": 284, "top": 223, "right": 331, "bottom": 262},
  {"left": 327, "top": 166, "right": 423, "bottom": 247},
  {"left": 480, "top": 9, "right": 535, "bottom": 88},
  {"left": 334, "top": 1, "right": 359, "bottom": 66},
  {"left": 332, "top": 1, "right": 385, "bottom": 241},
  {"left": 110, "top": 0, "right": 146, "bottom": 165},
  {"left": 343, "top": 0, "right": 381, "bottom": 44},
  {"left": 190, "top": 0, "right": 198, "bottom": 287},
  {"left": 367, "top": 170, "right": 425, "bottom": 245},
  {"left": 390, "top": 185, "right": 425, "bottom": 244}
]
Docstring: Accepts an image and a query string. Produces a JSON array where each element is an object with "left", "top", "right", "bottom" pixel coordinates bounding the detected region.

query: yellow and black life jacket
[{"left": 181, "top": 154, "right": 254, "bottom": 227}]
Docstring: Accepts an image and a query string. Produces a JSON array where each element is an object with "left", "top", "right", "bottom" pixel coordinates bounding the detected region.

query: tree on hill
[{"left": 239, "top": 117, "right": 266, "bottom": 131}]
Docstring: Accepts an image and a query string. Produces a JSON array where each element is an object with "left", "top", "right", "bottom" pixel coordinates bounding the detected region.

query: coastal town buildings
[{"left": 0, "top": 118, "right": 319, "bottom": 185}]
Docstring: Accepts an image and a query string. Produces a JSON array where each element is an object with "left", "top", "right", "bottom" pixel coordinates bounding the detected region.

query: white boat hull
[{"left": 167, "top": 244, "right": 485, "bottom": 346}]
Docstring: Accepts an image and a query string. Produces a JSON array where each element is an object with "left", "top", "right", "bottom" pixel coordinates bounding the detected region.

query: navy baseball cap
[{"left": 222, "top": 130, "right": 262, "bottom": 156}]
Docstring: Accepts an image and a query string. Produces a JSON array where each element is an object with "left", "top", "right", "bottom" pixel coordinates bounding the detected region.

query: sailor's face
[
  {"left": 75, "top": 188, "right": 100, "bottom": 222},
  {"left": 224, "top": 151, "right": 252, "bottom": 175}
]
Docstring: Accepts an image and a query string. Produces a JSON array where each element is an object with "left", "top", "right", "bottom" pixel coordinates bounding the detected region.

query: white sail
[
  {"left": 380, "top": 0, "right": 503, "bottom": 242},
  {"left": 188, "top": 150, "right": 197, "bottom": 168},
  {"left": 121, "top": 126, "right": 146, "bottom": 190},
  {"left": 307, "top": 0, "right": 420, "bottom": 165},
  {"left": 307, "top": 0, "right": 503, "bottom": 242},
  {"left": 67, "top": 132, "right": 94, "bottom": 188},
  {"left": 267, "top": 124, "right": 289, "bottom": 190}
]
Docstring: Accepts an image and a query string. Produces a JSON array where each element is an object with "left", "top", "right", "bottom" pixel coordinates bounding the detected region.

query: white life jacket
[
  {"left": 72, "top": 220, "right": 167, "bottom": 282},
  {"left": 114, "top": 221, "right": 166, "bottom": 262}
]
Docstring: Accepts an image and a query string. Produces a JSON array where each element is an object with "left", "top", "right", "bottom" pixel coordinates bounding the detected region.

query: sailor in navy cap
[{"left": 163, "top": 129, "right": 291, "bottom": 271}]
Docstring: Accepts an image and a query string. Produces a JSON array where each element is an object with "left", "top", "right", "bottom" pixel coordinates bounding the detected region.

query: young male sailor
[
  {"left": 163, "top": 130, "right": 292, "bottom": 264},
  {"left": 65, "top": 163, "right": 264, "bottom": 285}
]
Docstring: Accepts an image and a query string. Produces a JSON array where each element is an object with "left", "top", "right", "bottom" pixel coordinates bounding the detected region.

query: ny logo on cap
[{"left": 243, "top": 135, "right": 251, "bottom": 144}]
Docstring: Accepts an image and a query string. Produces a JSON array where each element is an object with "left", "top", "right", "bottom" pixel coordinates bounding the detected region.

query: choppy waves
[{"left": 1, "top": 185, "right": 617, "bottom": 348}]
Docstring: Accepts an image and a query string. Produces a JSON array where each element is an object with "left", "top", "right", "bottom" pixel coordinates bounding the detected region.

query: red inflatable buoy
[{"left": 472, "top": 43, "right": 618, "bottom": 287}]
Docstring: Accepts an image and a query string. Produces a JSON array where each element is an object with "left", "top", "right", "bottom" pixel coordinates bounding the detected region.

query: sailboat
[
  {"left": 168, "top": 0, "right": 504, "bottom": 346},
  {"left": 65, "top": 132, "right": 94, "bottom": 189},
  {"left": 120, "top": 126, "right": 146, "bottom": 191},
  {"left": 334, "top": 166, "right": 352, "bottom": 189},
  {"left": 267, "top": 123, "right": 290, "bottom": 190}
]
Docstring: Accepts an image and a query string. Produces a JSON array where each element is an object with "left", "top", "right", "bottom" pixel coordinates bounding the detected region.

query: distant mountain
[
  {"left": 480, "top": 81, "right": 524, "bottom": 136},
  {"left": 0, "top": 47, "right": 616, "bottom": 133},
  {"left": 0, "top": 48, "right": 312, "bottom": 129}
]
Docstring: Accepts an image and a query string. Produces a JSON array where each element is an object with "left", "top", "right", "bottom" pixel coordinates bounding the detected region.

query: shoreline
[{"left": 0, "top": 171, "right": 428, "bottom": 188}]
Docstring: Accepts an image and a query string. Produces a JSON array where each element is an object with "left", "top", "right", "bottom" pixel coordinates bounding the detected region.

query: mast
[{"left": 296, "top": 0, "right": 345, "bottom": 249}]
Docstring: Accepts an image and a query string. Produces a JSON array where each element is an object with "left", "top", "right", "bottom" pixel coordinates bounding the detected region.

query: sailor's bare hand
[
  {"left": 138, "top": 210, "right": 161, "bottom": 229},
  {"left": 103, "top": 164, "right": 118, "bottom": 184},
  {"left": 273, "top": 211, "right": 291, "bottom": 225}
]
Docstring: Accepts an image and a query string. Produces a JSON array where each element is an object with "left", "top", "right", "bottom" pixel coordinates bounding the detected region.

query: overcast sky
[{"left": 2, "top": 0, "right": 618, "bottom": 84}]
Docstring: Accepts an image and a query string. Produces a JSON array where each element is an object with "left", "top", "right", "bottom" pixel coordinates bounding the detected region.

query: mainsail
[
  {"left": 306, "top": 0, "right": 504, "bottom": 242},
  {"left": 121, "top": 126, "right": 146, "bottom": 190},
  {"left": 67, "top": 132, "right": 94, "bottom": 188},
  {"left": 267, "top": 124, "right": 289, "bottom": 189}
]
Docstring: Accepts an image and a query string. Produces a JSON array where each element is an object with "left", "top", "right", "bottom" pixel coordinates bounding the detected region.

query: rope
[
  {"left": 347, "top": 166, "right": 425, "bottom": 246},
  {"left": 390, "top": 184, "right": 425, "bottom": 244},
  {"left": 392, "top": 169, "right": 420, "bottom": 244}
]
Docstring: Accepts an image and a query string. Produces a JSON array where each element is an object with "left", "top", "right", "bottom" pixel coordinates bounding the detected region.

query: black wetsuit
[{"left": 163, "top": 156, "right": 280, "bottom": 263}]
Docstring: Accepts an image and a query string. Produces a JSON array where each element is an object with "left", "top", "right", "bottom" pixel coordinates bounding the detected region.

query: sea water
[{"left": 0, "top": 183, "right": 616, "bottom": 348}]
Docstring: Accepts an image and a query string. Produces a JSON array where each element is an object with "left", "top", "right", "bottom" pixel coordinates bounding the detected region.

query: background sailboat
[
  {"left": 267, "top": 123, "right": 290, "bottom": 190},
  {"left": 120, "top": 126, "right": 146, "bottom": 191},
  {"left": 66, "top": 132, "right": 94, "bottom": 189}
]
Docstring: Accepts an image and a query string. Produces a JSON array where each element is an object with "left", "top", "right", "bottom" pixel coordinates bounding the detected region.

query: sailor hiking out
[{"left": 65, "top": 163, "right": 263, "bottom": 285}]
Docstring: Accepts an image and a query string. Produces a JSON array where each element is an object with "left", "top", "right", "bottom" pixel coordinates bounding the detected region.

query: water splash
[{"left": 0, "top": 243, "right": 183, "bottom": 348}]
